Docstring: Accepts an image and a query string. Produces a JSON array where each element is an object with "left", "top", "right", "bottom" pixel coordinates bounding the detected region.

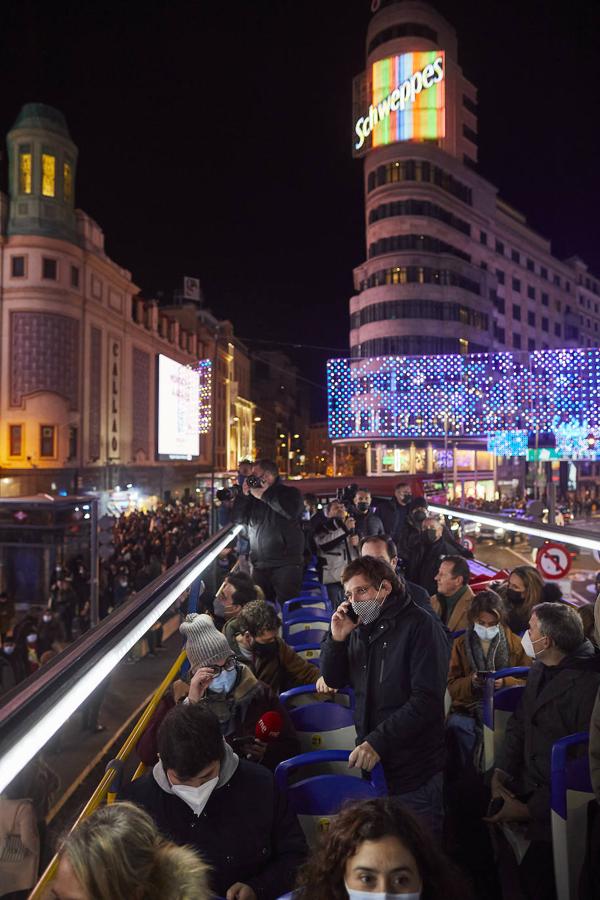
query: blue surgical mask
[
  {"left": 474, "top": 623, "right": 500, "bottom": 641},
  {"left": 345, "top": 884, "right": 421, "bottom": 900},
  {"left": 209, "top": 667, "right": 237, "bottom": 693}
]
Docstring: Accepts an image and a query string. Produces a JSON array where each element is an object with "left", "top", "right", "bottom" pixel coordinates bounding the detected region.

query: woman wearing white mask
[
  {"left": 295, "top": 797, "right": 471, "bottom": 899},
  {"left": 446, "top": 590, "right": 531, "bottom": 774}
]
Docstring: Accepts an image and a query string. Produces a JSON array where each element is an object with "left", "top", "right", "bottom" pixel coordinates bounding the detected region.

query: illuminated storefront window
[
  {"left": 19, "top": 148, "right": 32, "bottom": 194},
  {"left": 42, "top": 153, "right": 56, "bottom": 197},
  {"left": 63, "top": 161, "right": 72, "bottom": 202}
]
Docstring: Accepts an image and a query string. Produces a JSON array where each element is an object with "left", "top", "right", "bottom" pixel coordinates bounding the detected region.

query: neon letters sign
[{"left": 354, "top": 51, "right": 445, "bottom": 152}]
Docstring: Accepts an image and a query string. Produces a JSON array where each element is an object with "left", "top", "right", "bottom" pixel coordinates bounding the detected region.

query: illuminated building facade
[
  {"left": 344, "top": 1, "right": 600, "bottom": 492},
  {"left": 0, "top": 104, "right": 246, "bottom": 500}
]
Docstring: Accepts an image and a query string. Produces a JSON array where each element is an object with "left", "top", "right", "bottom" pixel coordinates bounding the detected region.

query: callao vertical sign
[{"left": 353, "top": 50, "right": 446, "bottom": 155}]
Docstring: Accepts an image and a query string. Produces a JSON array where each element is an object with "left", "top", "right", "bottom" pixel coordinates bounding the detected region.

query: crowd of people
[{"left": 2, "top": 463, "right": 600, "bottom": 899}]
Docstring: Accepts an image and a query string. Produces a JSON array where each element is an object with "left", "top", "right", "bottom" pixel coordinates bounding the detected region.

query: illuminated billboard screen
[
  {"left": 353, "top": 50, "right": 445, "bottom": 156},
  {"left": 157, "top": 355, "right": 200, "bottom": 460}
]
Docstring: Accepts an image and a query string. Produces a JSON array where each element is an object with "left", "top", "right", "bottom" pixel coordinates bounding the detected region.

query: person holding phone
[
  {"left": 320, "top": 556, "right": 450, "bottom": 838},
  {"left": 446, "top": 589, "right": 531, "bottom": 777}
]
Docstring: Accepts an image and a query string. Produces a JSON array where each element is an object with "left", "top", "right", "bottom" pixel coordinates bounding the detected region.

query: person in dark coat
[
  {"left": 232, "top": 459, "right": 304, "bottom": 604},
  {"left": 414, "top": 516, "right": 468, "bottom": 596},
  {"left": 137, "top": 613, "right": 299, "bottom": 771},
  {"left": 485, "top": 602, "right": 600, "bottom": 900},
  {"left": 349, "top": 489, "right": 384, "bottom": 540},
  {"left": 320, "top": 556, "right": 450, "bottom": 838},
  {"left": 396, "top": 497, "right": 429, "bottom": 579},
  {"left": 125, "top": 704, "right": 307, "bottom": 900},
  {"left": 378, "top": 482, "right": 412, "bottom": 546}
]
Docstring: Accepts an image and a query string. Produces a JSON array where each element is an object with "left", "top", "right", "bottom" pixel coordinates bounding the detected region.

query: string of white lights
[{"left": 0, "top": 525, "right": 242, "bottom": 795}]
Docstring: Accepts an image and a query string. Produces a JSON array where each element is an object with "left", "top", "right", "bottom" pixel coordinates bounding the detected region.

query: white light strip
[
  {"left": 0, "top": 526, "right": 242, "bottom": 795},
  {"left": 429, "top": 505, "right": 600, "bottom": 553}
]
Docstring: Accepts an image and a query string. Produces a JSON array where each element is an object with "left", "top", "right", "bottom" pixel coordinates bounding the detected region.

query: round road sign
[
  {"left": 536, "top": 543, "right": 572, "bottom": 580},
  {"left": 462, "top": 537, "right": 474, "bottom": 553}
]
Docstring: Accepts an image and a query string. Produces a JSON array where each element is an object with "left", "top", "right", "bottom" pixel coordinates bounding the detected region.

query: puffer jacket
[
  {"left": 497, "top": 640, "right": 600, "bottom": 840},
  {"left": 232, "top": 478, "right": 304, "bottom": 568},
  {"left": 313, "top": 517, "right": 357, "bottom": 584}
]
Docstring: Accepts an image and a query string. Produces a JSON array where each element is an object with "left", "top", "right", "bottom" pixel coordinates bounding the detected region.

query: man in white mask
[
  {"left": 485, "top": 601, "right": 600, "bottom": 900},
  {"left": 125, "top": 704, "right": 306, "bottom": 900},
  {"left": 320, "top": 556, "right": 450, "bottom": 839}
]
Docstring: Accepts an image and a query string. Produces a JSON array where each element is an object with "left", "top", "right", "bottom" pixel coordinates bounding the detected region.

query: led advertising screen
[
  {"left": 157, "top": 355, "right": 200, "bottom": 460},
  {"left": 353, "top": 50, "right": 445, "bottom": 156}
]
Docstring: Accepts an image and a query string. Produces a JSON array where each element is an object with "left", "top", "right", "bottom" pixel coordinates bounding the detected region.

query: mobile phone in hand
[
  {"left": 231, "top": 736, "right": 258, "bottom": 749},
  {"left": 345, "top": 604, "right": 359, "bottom": 624},
  {"left": 487, "top": 796, "right": 504, "bottom": 817}
]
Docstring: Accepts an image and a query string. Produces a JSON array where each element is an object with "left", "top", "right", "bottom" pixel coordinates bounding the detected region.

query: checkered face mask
[{"left": 351, "top": 581, "right": 384, "bottom": 625}]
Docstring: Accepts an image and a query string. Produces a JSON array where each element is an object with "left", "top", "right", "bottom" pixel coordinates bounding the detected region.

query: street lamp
[{"left": 278, "top": 431, "right": 300, "bottom": 477}]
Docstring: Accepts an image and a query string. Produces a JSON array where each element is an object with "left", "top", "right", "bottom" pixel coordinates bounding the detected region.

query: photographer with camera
[
  {"left": 232, "top": 459, "right": 305, "bottom": 604},
  {"left": 349, "top": 488, "right": 384, "bottom": 540},
  {"left": 313, "top": 498, "right": 358, "bottom": 609}
]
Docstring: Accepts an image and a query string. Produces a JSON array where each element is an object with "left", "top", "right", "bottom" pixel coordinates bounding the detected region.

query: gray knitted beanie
[{"left": 179, "top": 613, "right": 232, "bottom": 669}]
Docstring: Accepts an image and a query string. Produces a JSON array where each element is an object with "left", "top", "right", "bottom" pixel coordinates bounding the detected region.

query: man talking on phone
[{"left": 320, "top": 556, "right": 450, "bottom": 837}]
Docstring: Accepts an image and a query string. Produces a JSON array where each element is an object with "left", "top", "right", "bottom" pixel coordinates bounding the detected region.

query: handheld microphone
[{"left": 255, "top": 710, "right": 283, "bottom": 743}]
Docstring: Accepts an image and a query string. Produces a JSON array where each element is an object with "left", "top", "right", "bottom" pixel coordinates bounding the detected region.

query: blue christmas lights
[
  {"left": 194, "top": 359, "right": 212, "bottom": 434},
  {"left": 327, "top": 348, "right": 600, "bottom": 458}
]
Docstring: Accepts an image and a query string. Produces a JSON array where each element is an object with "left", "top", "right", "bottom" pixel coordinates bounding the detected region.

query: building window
[
  {"left": 360, "top": 266, "right": 481, "bottom": 296},
  {"left": 553, "top": 274, "right": 561, "bottom": 286},
  {"left": 511, "top": 249, "right": 520, "bottom": 264},
  {"left": 512, "top": 277, "right": 521, "bottom": 293},
  {"left": 368, "top": 22, "right": 438, "bottom": 53},
  {"left": 495, "top": 239, "right": 504, "bottom": 255},
  {"left": 513, "top": 304, "right": 521, "bottom": 321},
  {"left": 527, "top": 311, "right": 536, "bottom": 326},
  {"left": 11, "top": 256, "right": 25, "bottom": 277},
  {"left": 541, "top": 266, "right": 548, "bottom": 280},
  {"left": 367, "top": 160, "right": 472, "bottom": 205},
  {"left": 463, "top": 94, "right": 478, "bottom": 115},
  {"left": 41, "top": 153, "right": 56, "bottom": 197},
  {"left": 495, "top": 295, "right": 505, "bottom": 314},
  {"left": 64, "top": 161, "right": 73, "bottom": 202},
  {"left": 368, "top": 198, "right": 471, "bottom": 235},
  {"left": 40, "top": 425, "right": 56, "bottom": 458},
  {"left": 368, "top": 233, "right": 470, "bottom": 263},
  {"left": 541, "top": 317, "right": 549, "bottom": 332},
  {"left": 496, "top": 268, "right": 505, "bottom": 285},
  {"left": 513, "top": 333, "right": 522, "bottom": 349},
  {"left": 528, "top": 338, "right": 535, "bottom": 351},
  {"left": 68, "top": 426, "right": 78, "bottom": 460},
  {"left": 480, "top": 261, "right": 488, "bottom": 271},
  {"left": 463, "top": 124, "right": 478, "bottom": 144},
  {"left": 9, "top": 424, "right": 22, "bottom": 457},
  {"left": 554, "top": 322, "right": 561, "bottom": 337},
  {"left": 527, "top": 285, "right": 535, "bottom": 300},
  {"left": 71, "top": 265, "right": 80, "bottom": 288},
  {"left": 42, "top": 257, "right": 57, "bottom": 280},
  {"left": 19, "top": 146, "right": 32, "bottom": 194},
  {"left": 459, "top": 338, "right": 469, "bottom": 355},
  {"left": 526, "top": 258, "right": 534, "bottom": 272},
  {"left": 541, "top": 292, "right": 549, "bottom": 306},
  {"left": 480, "top": 230, "right": 487, "bottom": 245}
]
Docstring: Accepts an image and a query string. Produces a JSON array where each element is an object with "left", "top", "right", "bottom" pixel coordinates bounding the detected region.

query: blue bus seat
[
  {"left": 291, "top": 642, "right": 322, "bottom": 664},
  {"left": 287, "top": 628, "right": 328, "bottom": 648},
  {"left": 282, "top": 596, "right": 332, "bottom": 621},
  {"left": 482, "top": 667, "right": 529, "bottom": 771},
  {"left": 284, "top": 614, "right": 330, "bottom": 640},
  {"left": 280, "top": 684, "right": 355, "bottom": 710},
  {"left": 551, "top": 731, "right": 592, "bottom": 900},
  {"left": 275, "top": 750, "right": 387, "bottom": 847},
  {"left": 289, "top": 701, "right": 356, "bottom": 753}
]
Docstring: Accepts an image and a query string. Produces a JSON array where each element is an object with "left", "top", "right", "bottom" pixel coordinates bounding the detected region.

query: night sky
[{"left": 2, "top": 0, "right": 599, "bottom": 418}]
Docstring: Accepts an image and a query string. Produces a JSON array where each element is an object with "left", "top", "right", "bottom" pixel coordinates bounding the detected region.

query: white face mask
[
  {"left": 351, "top": 581, "right": 385, "bottom": 625},
  {"left": 521, "top": 630, "right": 546, "bottom": 659},
  {"left": 209, "top": 667, "right": 237, "bottom": 693},
  {"left": 474, "top": 623, "right": 499, "bottom": 641},
  {"left": 345, "top": 884, "right": 421, "bottom": 900},
  {"left": 171, "top": 776, "right": 218, "bottom": 816}
]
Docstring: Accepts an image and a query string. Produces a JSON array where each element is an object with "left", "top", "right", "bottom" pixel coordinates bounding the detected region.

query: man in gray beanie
[{"left": 136, "top": 613, "right": 299, "bottom": 770}]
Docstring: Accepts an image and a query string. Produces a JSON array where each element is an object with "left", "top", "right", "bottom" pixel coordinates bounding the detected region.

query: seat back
[
  {"left": 287, "top": 628, "right": 328, "bottom": 648},
  {"left": 551, "top": 732, "right": 592, "bottom": 900},
  {"left": 280, "top": 683, "right": 355, "bottom": 710},
  {"left": 482, "top": 668, "right": 529, "bottom": 771},
  {"left": 282, "top": 596, "right": 332, "bottom": 620},
  {"left": 275, "top": 751, "right": 386, "bottom": 846},
  {"left": 292, "top": 642, "right": 322, "bottom": 664},
  {"left": 284, "top": 614, "right": 330, "bottom": 640},
  {"left": 289, "top": 701, "right": 356, "bottom": 753}
]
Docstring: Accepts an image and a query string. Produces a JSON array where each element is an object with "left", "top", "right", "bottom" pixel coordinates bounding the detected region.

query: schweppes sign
[{"left": 353, "top": 51, "right": 446, "bottom": 155}]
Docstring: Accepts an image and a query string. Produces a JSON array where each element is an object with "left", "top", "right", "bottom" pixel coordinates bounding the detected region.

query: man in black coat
[
  {"left": 378, "top": 482, "right": 412, "bottom": 546},
  {"left": 486, "top": 602, "right": 600, "bottom": 900},
  {"left": 414, "top": 516, "right": 465, "bottom": 596},
  {"left": 320, "top": 556, "right": 450, "bottom": 837},
  {"left": 349, "top": 488, "right": 384, "bottom": 540},
  {"left": 125, "top": 704, "right": 306, "bottom": 900},
  {"left": 232, "top": 459, "right": 304, "bottom": 604}
]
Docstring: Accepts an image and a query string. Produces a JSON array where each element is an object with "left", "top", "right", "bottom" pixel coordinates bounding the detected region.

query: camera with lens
[
  {"left": 336, "top": 483, "right": 358, "bottom": 509},
  {"left": 216, "top": 485, "right": 239, "bottom": 502},
  {"left": 246, "top": 474, "right": 264, "bottom": 489}
]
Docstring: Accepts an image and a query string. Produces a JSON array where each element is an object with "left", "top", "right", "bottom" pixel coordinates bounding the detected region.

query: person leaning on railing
[{"left": 49, "top": 801, "right": 211, "bottom": 900}]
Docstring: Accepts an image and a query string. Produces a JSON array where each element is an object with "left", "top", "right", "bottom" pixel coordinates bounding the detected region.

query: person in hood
[
  {"left": 320, "top": 556, "right": 450, "bottom": 838},
  {"left": 232, "top": 458, "right": 305, "bottom": 604},
  {"left": 224, "top": 600, "right": 324, "bottom": 695},
  {"left": 137, "top": 613, "right": 299, "bottom": 771},
  {"left": 51, "top": 801, "right": 211, "bottom": 900},
  {"left": 349, "top": 489, "right": 384, "bottom": 540},
  {"left": 295, "top": 797, "right": 472, "bottom": 900},
  {"left": 485, "top": 601, "right": 600, "bottom": 900},
  {"left": 125, "top": 704, "right": 307, "bottom": 900}
]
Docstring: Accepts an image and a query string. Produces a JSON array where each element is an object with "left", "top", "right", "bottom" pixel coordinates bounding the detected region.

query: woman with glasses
[{"left": 136, "top": 613, "right": 299, "bottom": 770}]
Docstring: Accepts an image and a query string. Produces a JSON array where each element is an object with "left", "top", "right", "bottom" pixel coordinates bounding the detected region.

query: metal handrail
[{"left": 29, "top": 646, "right": 188, "bottom": 897}]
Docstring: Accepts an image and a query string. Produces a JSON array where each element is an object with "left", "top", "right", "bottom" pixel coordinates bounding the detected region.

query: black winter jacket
[
  {"left": 125, "top": 756, "right": 307, "bottom": 899},
  {"left": 320, "top": 591, "right": 450, "bottom": 793},
  {"left": 232, "top": 478, "right": 304, "bottom": 568},
  {"left": 497, "top": 640, "right": 600, "bottom": 841}
]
